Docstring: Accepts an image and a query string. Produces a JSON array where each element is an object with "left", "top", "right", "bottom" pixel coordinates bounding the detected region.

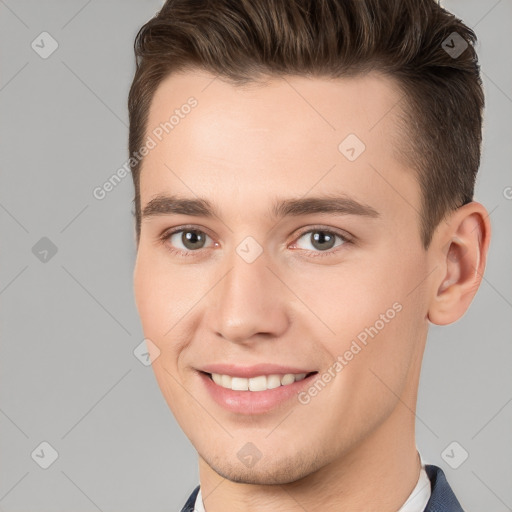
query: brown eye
[
  {"left": 164, "top": 228, "right": 213, "bottom": 253},
  {"left": 294, "top": 228, "right": 347, "bottom": 254},
  {"left": 180, "top": 230, "right": 207, "bottom": 250}
]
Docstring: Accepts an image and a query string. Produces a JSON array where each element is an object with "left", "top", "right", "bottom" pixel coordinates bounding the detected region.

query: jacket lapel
[
  {"left": 423, "top": 464, "right": 464, "bottom": 511},
  {"left": 180, "top": 485, "right": 200, "bottom": 512}
]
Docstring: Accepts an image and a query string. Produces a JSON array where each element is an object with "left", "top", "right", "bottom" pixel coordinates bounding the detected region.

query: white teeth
[
  {"left": 210, "top": 372, "right": 309, "bottom": 392},
  {"left": 267, "top": 374, "right": 282, "bottom": 389},
  {"left": 281, "top": 373, "right": 295, "bottom": 386},
  {"left": 221, "top": 374, "right": 231, "bottom": 388},
  {"left": 231, "top": 377, "right": 248, "bottom": 391},
  {"left": 248, "top": 375, "right": 267, "bottom": 391}
]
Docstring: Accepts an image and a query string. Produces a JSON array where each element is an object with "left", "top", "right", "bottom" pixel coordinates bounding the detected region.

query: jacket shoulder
[{"left": 424, "top": 464, "right": 465, "bottom": 512}]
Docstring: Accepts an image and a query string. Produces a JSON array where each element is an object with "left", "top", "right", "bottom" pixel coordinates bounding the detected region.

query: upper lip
[{"left": 200, "top": 364, "right": 316, "bottom": 378}]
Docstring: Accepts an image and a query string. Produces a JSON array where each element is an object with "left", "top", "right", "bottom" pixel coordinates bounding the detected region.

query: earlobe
[{"left": 427, "top": 202, "right": 491, "bottom": 326}]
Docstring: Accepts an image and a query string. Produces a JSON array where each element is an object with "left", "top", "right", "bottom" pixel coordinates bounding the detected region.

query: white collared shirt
[
  {"left": 194, "top": 450, "right": 431, "bottom": 511},
  {"left": 396, "top": 451, "right": 432, "bottom": 512}
]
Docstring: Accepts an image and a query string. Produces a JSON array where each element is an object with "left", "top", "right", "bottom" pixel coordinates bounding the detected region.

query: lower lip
[{"left": 199, "top": 372, "right": 316, "bottom": 415}]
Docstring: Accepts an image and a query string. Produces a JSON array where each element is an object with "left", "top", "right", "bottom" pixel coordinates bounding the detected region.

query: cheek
[
  {"left": 133, "top": 250, "right": 177, "bottom": 342},
  {"left": 292, "top": 259, "right": 401, "bottom": 334},
  {"left": 133, "top": 254, "right": 197, "bottom": 416},
  {"left": 133, "top": 250, "right": 206, "bottom": 363},
  {"left": 302, "top": 251, "right": 425, "bottom": 375},
  {"left": 134, "top": 247, "right": 183, "bottom": 320}
]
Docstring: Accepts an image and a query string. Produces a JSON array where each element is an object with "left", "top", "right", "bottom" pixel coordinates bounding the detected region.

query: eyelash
[{"left": 158, "top": 225, "right": 352, "bottom": 259}]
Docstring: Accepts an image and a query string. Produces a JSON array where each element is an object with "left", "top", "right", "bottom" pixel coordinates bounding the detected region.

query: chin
[{"left": 200, "top": 449, "right": 321, "bottom": 485}]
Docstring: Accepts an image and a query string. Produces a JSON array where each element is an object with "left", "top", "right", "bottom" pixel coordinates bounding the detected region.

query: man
[{"left": 128, "top": 0, "right": 490, "bottom": 510}]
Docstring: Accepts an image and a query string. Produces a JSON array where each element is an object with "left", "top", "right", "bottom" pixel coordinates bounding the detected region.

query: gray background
[{"left": 0, "top": 0, "right": 510, "bottom": 510}]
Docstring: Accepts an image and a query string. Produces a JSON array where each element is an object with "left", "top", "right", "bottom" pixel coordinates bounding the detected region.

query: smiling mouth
[{"left": 203, "top": 371, "right": 318, "bottom": 392}]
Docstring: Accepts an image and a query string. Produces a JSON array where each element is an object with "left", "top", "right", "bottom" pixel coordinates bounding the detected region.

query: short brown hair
[{"left": 128, "top": 0, "right": 484, "bottom": 248}]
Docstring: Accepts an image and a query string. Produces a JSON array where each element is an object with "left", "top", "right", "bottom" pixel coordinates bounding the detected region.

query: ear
[{"left": 427, "top": 201, "right": 491, "bottom": 325}]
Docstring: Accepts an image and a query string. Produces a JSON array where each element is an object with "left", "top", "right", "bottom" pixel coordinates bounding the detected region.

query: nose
[{"left": 209, "top": 249, "right": 289, "bottom": 345}]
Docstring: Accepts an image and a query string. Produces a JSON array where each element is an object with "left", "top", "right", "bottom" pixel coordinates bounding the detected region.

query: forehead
[
  {"left": 139, "top": 69, "right": 418, "bottom": 222},
  {"left": 145, "top": 69, "right": 405, "bottom": 150}
]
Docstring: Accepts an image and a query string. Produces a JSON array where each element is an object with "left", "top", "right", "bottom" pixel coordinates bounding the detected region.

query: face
[{"left": 133, "top": 69, "right": 432, "bottom": 484}]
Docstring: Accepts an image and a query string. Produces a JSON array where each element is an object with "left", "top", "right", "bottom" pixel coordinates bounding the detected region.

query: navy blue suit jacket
[{"left": 180, "top": 464, "right": 464, "bottom": 511}]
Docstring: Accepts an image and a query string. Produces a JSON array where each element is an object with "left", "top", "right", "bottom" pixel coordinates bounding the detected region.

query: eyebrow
[{"left": 141, "top": 194, "right": 380, "bottom": 221}]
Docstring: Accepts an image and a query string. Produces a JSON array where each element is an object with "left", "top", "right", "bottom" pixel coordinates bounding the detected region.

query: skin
[{"left": 133, "top": 69, "right": 491, "bottom": 511}]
